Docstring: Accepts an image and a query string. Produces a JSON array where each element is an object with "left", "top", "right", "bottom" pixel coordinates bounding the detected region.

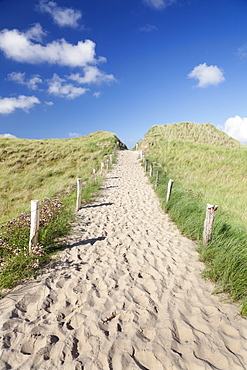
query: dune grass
[
  {"left": 0, "top": 131, "right": 122, "bottom": 224},
  {"left": 0, "top": 131, "right": 123, "bottom": 294},
  {"left": 139, "top": 122, "right": 247, "bottom": 315}
]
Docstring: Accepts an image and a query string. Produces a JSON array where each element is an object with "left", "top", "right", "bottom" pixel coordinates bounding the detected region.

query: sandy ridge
[{"left": 0, "top": 150, "right": 247, "bottom": 370}]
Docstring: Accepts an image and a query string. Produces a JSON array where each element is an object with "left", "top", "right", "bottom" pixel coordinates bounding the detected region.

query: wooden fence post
[
  {"left": 76, "top": 178, "right": 82, "bottom": 211},
  {"left": 106, "top": 159, "right": 109, "bottom": 172},
  {"left": 149, "top": 163, "right": 153, "bottom": 177},
  {"left": 155, "top": 171, "right": 159, "bottom": 187},
  {"left": 139, "top": 150, "right": 143, "bottom": 160},
  {"left": 166, "top": 179, "right": 174, "bottom": 202},
  {"left": 29, "top": 200, "right": 39, "bottom": 253},
  {"left": 145, "top": 159, "right": 148, "bottom": 172},
  {"left": 100, "top": 162, "right": 105, "bottom": 175},
  {"left": 203, "top": 204, "right": 218, "bottom": 246},
  {"left": 110, "top": 154, "right": 113, "bottom": 165},
  {"left": 93, "top": 168, "right": 97, "bottom": 184}
]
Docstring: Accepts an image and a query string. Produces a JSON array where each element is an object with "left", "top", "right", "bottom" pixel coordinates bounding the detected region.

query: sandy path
[{"left": 0, "top": 150, "right": 247, "bottom": 370}]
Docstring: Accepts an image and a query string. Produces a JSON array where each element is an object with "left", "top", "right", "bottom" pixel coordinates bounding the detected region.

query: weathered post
[
  {"left": 139, "top": 150, "right": 143, "bottom": 161},
  {"left": 109, "top": 154, "right": 113, "bottom": 165},
  {"left": 155, "top": 171, "right": 159, "bottom": 187},
  {"left": 166, "top": 179, "right": 174, "bottom": 202},
  {"left": 76, "top": 178, "right": 82, "bottom": 211},
  {"left": 93, "top": 168, "right": 97, "bottom": 184},
  {"left": 100, "top": 162, "right": 105, "bottom": 175},
  {"left": 203, "top": 204, "right": 218, "bottom": 246},
  {"left": 145, "top": 159, "right": 148, "bottom": 172},
  {"left": 149, "top": 163, "right": 153, "bottom": 177},
  {"left": 29, "top": 200, "right": 40, "bottom": 253},
  {"left": 106, "top": 159, "right": 109, "bottom": 172}
]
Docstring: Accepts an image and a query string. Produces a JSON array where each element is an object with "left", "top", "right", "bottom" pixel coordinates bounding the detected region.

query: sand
[{"left": 0, "top": 150, "right": 247, "bottom": 370}]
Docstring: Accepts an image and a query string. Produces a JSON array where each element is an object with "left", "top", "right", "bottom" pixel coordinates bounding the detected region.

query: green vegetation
[
  {"left": 0, "top": 131, "right": 124, "bottom": 294},
  {"left": 139, "top": 122, "right": 247, "bottom": 315},
  {"left": 0, "top": 131, "right": 124, "bottom": 223}
]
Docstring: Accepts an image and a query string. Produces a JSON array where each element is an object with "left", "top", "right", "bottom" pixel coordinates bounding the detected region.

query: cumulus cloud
[
  {"left": 68, "top": 66, "right": 116, "bottom": 85},
  {"left": 47, "top": 74, "right": 89, "bottom": 99},
  {"left": 139, "top": 24, "right": 157, "bottom": 32},
  {"left": 25, "top": 23, "right": 47, "bottom": 42},
  {"left": 8, "top": 72, "right": 43, "bottom": 90},
  {"left": 38, "top": 0, "right": 82, "bottom": 28},
  {"left": 0, "top": 133, "right": 17, "bottom": 138},
  {"left": 7, "top": 71, "right": 25, "bottom": 84},
  {"left": 0, "top": 95, "right": 40, "bottom": 115},
  {"left": 45, "top": 101, "right": 54, "bottom": 105},
  {"left": 28, "top": 76, "right": 43, "bottom": 90},
  {"left": 188, "top": 63, "right": 225, "bottom": 88},
  {"left": 223, "top": 115, "right": 247, "bottom": 143},
  {"left": 0, "top": 24, "right": 103, "bottom": 67},
  {"left": 47, "top": 66, "right": 115, "bottom": 98},
  {"left": 142, "top": 0, "right": 177, "bottom": 10}
]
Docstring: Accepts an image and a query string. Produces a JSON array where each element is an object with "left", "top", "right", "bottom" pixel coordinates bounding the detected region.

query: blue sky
[{"left": 1, "top": 0, "right": 247, "bottom": 146}]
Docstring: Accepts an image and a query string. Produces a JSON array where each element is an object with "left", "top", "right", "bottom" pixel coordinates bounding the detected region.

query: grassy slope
[
  {"left": 139, "top": 122, "right": 247, "bottom": 314},
  {"left": 0, "top": 131, "right": 124, "bottom": 224},
  {"left": 0, "top": 131, "right": 124, "bottom": 293},
  {"left": 140, "top": 122, "right": 247, "bottom": 228}
]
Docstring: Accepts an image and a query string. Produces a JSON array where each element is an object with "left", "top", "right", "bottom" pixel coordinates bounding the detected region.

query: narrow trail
[{"left": 0, "top": 151, "right": 247, "bottom": 370}]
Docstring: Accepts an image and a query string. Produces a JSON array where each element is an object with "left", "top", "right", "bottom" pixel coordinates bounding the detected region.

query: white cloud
[
  {"left": 139, "top": 24, "right": 157, "bottom": 32},
  {"left": 0, "top": 25, "right": 102, "bottom": 67},
  {"left": 0, "top": 133, "right": 17, "bottom": 138},
  {"left": 28, "top": 76, "right": 43, "bottom": 90},
  {"left": 142, "top": 0, "right": 176, "bottom": 10},
  {"left": 8, "top": 72, "right": 43, "bottom": 90},
  {"left": 237, "top": 44, "right": 247, "bottom": 58},
  {"left": 69, "top": 132, "right": 80, "bottom": 137},
  {"left": 7, "top": 71, "right": 25, "bottom": 84},
  {"left": 68, "top": 66, "right": 116, "bottom": 85},
  {"left": 38, "top": 0, "right": 82, "bottom": 28},
  {"left": 45, "top": 101, "right": 54, "bottom": 105},
  {"left": 188, "top": 63, "right": 225, "bottom": 88},
  {"left": 25, "top": 23, "right": 47, "bottom": 42},
  {"left": 47, "top": 74, "right": 89, "bottom": 99},
  {"left": 0, "top": 95, "right": 40, "bottom": 115},
  {"left": 223, "top": 116, "right": 247, "bottom": 143},
  {"left": 93, "top": 92, "right": 101, "bottom": 98}
]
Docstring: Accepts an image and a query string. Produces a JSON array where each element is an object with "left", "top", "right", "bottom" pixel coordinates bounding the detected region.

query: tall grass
[
  {"left": 0, "top": 131, "right": 124, "bottom": 294},
  {"left": 139, "top": 122, "right": 247, "bottom": 315}
]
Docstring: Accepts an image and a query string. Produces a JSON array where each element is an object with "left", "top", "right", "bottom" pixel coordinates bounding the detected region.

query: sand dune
[{"left": 0, "top": 150, "right": 247, "bottom": 369}]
